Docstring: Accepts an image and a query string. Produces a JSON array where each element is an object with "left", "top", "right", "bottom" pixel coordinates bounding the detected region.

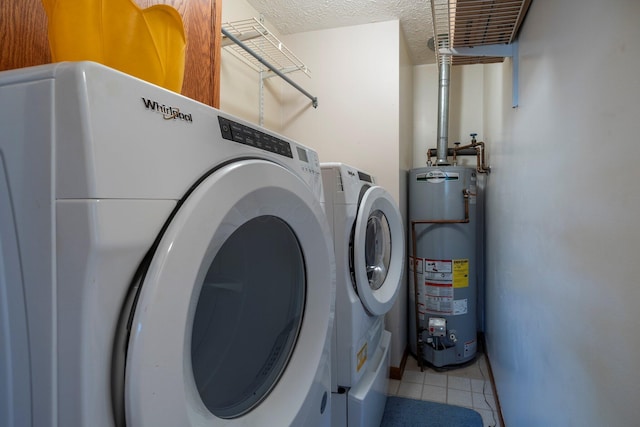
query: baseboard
[
  {"left": 388, "top": 346, "right": 409, "bottom": 380},
  {"left": 479, "top": 332, "right": 506, "bottom": 427}
]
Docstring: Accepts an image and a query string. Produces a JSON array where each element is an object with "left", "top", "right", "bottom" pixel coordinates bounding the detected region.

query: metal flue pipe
[{"left": 436, "top": 35, "right": 451, "bottom": 165}]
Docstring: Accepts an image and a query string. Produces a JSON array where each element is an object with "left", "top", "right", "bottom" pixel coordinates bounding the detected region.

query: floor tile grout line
[{"left": 392, "top": 352, "right": 502, "bottom": 426}]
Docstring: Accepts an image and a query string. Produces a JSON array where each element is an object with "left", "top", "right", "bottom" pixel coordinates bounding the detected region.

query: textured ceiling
[
  {"left": 244, "top": 0, "right": 438, "bottom": 65},
  {"left": 242, "top": 0, "right": 531, "bottom": 66}
]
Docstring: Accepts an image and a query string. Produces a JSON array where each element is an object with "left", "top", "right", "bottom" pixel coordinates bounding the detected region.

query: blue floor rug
[{"left": 380, "top": 396, "right": 483, "bottom": 427}]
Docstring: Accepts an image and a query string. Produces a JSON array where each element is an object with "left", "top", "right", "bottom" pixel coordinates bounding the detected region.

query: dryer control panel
[{"left": 218, "top": 116, "right": 293, "bottom": 158}]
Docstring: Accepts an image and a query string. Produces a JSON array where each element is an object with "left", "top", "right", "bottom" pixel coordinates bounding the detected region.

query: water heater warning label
[
  {"left": 453, "top": 259, "right": 469, "bottom": 288},
  {"left": 425, "top": 260, "right": 451, "bottom": 274},
  {"left": 464, "top": 339, "right": 477, "bottom": 357},
  {"left": 420, "top": 259, "right": 469, "bottom": 315},
  {"left": 424, "top": 259, "right": 454, "bottom": 314},
  {"left": 409, "top": 257, "right": 426, "bottom": 320},
  {"left": 424, "top": 282, "right": 453, "bottom": 314},
  {"left": 453, "top": 298, "right": 468, "bottom": 315}
]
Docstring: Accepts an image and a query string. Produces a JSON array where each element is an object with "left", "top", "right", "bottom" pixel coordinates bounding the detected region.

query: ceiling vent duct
[
  {"left": 434, "top": 34, "right": 451, "bottom": 166},
  {"left": 426, "top": 0, "right": 532, "bottom": 165}
]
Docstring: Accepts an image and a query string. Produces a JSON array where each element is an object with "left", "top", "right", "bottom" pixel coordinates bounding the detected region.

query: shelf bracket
[
  {"left": 221, "top": 25, "right": 318, "bottom": 124},
  {"left": 440, "top": 41, "right": 520, "bottom": 108}
]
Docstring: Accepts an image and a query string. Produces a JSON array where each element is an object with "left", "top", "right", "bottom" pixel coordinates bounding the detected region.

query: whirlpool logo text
[{"left": 142, "top": 98, "right": 193, "bottom": 123}]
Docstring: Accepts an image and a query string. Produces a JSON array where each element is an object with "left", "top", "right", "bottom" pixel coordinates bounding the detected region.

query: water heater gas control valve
[{"left": 427, "top": 317, "right": 447, "bottom": 337}]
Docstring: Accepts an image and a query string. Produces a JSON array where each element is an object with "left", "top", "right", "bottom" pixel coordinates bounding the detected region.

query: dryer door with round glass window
[
  {"left": 352, "top": 186, "right": 404, "bottom": 316},
  {"left": 123, "top": 159, "right": 334, "bottom": 426}
]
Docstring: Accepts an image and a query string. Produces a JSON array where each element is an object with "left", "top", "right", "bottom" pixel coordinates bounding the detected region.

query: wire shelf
[
  {"left": 221, "top": 18, "right": 311, "bottom": 78},
  {"left": 431, "top": 0, "right": 530, "bottom": 66}
]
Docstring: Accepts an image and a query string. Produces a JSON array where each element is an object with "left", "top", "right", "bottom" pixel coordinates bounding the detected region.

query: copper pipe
[
  {"left": 427, "top": 147, "right": 476, "bottom": 157},
  {"left": 474, "top": 141, "right": 491, "bottom": 174},
  {"left": 412, "top": 190, "right": 470, "bottom": 226},
  {"left": 451, "top": 140, "right": 491, "bottom": 174},
  {"left": 452, "top": 141, "right": 477, "bottom": 152},
  {"left": 410, "top": 225, "right": 424, "bottom": 371},
  {"left": 410, "top": 189, "right": 470, "bottom": 371},
  {"left": 427, "top": 130, "right": 489, "bottom": 172}
]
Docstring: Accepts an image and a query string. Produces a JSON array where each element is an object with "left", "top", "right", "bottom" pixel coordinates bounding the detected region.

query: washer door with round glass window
[
  {"left": 352, "top": 186, "right": 404, "bottom": 316},
  {"left": 123, "top": 159, "right": 334, "bottom": 426}
]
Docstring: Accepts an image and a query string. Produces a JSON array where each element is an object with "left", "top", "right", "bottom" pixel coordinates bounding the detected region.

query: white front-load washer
[
  {"left": 0, "top": 61, "right": 336, "bottom": 427},
  {"left": 320, "top": 163, "right": 404, "bottom": 427}
]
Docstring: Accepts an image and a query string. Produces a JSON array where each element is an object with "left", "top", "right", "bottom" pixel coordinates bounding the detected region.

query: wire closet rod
[{"left": 221, "top": 28, "right": 318, "bottom": 108}]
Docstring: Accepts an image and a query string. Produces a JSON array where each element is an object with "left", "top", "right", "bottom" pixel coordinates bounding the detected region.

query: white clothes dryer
[
  {"left": 320, "top": 163, "right": 404, "bottom": 427},
  {"left": 0, "top": 62, "right": 336, "bottom": 427}
]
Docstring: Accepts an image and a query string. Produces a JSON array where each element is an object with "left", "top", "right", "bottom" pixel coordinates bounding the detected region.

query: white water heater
[{"left": 408, "top": 166, "right": 482, "bottom": 368}]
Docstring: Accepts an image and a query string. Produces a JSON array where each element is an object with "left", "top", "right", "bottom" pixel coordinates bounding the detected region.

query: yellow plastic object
[{"left": 41, "top": 0, "right": 186, "bottom": 93}]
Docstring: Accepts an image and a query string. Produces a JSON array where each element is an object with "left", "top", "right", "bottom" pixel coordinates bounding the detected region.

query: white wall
[
  {"left": 280, "top": 20, "right": 410, "bottom": 366},
  {"left": 279, "top": 20, "right": 403, "bottom": 202},
  {"left": 482, "top": 0, "right": 640, "bottom": 425},
  {"left": 393, "top": 26, "right": 414, "bottom": 370},
  {"left": 220, "top": 1, "right": 284, "bottom": 130}
]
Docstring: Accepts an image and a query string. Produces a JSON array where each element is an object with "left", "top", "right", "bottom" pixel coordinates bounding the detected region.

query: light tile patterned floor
[{"left": 387, "top": 353, "right": 502, "bottom": 427}]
